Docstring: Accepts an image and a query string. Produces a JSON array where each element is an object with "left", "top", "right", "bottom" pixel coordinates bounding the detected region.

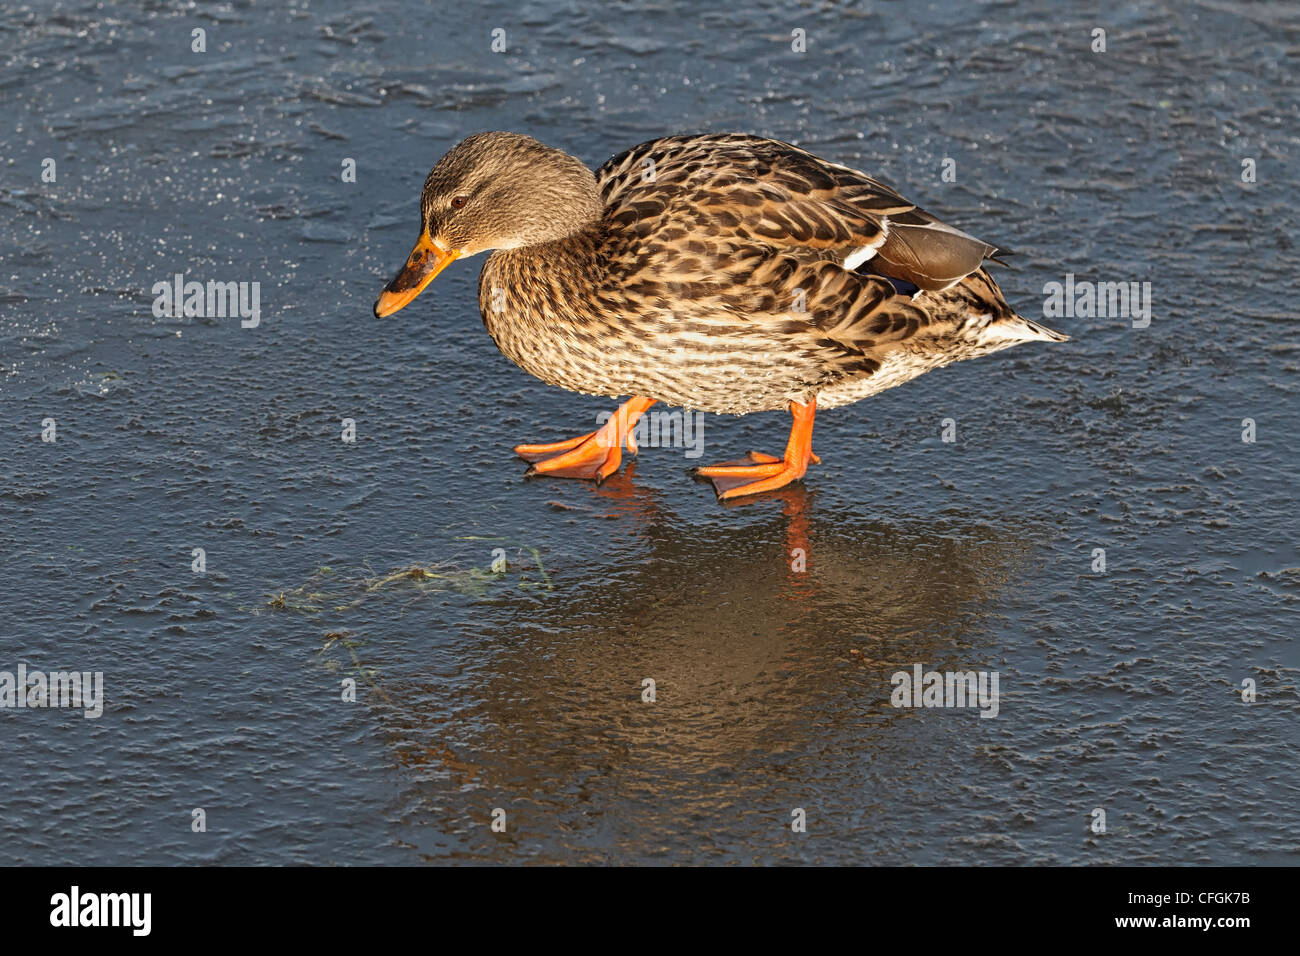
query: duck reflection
[{"left": 352, "top": 476, "right": 1037, "bottom": 850}]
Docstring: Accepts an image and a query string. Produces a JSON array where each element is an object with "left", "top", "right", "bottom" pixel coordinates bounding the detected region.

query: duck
[{"left": 374, "top": 131, "right": 1067, "bottom": 500}]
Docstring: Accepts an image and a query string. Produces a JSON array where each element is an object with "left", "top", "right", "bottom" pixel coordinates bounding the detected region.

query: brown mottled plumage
[{"left": 375, "top": 131, "right": 1067, "bottom": 498}]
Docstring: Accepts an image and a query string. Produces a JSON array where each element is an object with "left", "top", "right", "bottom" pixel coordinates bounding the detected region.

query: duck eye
[{"left": 450, "top": 195, "right": 468, "bottom": 209}]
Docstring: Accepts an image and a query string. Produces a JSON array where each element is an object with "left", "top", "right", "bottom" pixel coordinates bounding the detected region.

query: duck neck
[
  {"left": 480, "top": 221, "right": 604, "bottom": 320},
  {"left": 494, "top": 220, "right": 602, "bottom": 281}
]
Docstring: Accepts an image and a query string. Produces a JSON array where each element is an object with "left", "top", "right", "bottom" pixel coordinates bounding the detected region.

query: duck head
[{"left": 373, "top": 131, "right": 603, "bottom": 318}]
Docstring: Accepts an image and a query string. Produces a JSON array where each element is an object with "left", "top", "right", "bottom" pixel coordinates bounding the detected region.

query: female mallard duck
[{"left": 374, "top": 132, "right": 1066, "bottom": 499}]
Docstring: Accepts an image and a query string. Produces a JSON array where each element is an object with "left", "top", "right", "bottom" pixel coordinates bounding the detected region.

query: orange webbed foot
[
  {"left": 518, "top": 431, "right": 624, "bottom": 482},
  {"left": 695, "top": 452, "right": 815, "bottom": 499},
  {"left": 514, "top": 396, "right": 656, "bottom": 484},
  {"left": 513, "top": 431, "right": 599, "bottom": 462},
  {"left": 694, "top": 398, "right": 819, "bottom": 500}
]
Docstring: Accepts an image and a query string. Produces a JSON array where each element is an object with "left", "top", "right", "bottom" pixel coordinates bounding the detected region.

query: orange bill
[{"left": 373, "top": 233, "right": 460, "bottom": 318}]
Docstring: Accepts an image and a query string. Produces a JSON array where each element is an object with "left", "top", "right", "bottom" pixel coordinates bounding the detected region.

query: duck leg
[
  {"left": 696, "top": 398, "right": 820, "bottom": 499},
  {"left": 515, "top": 396, "right": 657, "bottom": 482}
]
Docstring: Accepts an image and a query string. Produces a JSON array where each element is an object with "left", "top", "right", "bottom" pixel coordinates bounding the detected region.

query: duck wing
[{"left": 595, "top": 133, "right": 998, "bottom": 292}]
